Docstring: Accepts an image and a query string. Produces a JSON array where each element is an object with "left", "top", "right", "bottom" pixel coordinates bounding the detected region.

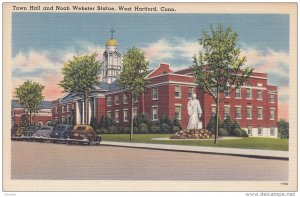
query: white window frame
[
  {"left": 107, "top": 111, "right": 111, "bottom": 118},
  {"left": 224, "top": 88, "right": 230, "bottom": 98},
  {"left": 270, "top": 94, "right": 275, "bottom": 103},
  {"left": 115, "top": 95, "right": 120, "bottom": 105},
  {"left": 175, "top": 86, "right": 181, "bottom": 98},
  {"left": 235, "top": 88, "right": 241, "bottom": 99},
  {"left": 107, "top": 96, "right": 112, "bottom": 106},
  {"left": 224, "top": 105, "right": 230, "bottom": 119},
  {"left": 123, "top": 94, "right": 128, "bottom": 104},
  {"left": 247, "top": 125, "right": 253, "bottom": 136},
  {"left": 133, "top": 108, "right": 138, "bottom": 118},
  {"left": 175, "top": 104, "right": 182, "bottom": 120},
  {"left": 270, "top": 108, "right": 275, "bottom": 120},
  {"left": 246, "top": 106, "right": 252, "bottom": 120},
  {"left": 246, "top": 88, "right": 252, "bottom": 99},
  {"left": 235, "top": 106, "right": 242, "bottom": 119},
  {"left": 257, "top": 89, "right": 262, "bottom": 100},
  {"left": 62, "top": 105, "right": 65, "bottom": 113},
  {"left": 270, "top": 126, "right": 275, "bottom": 136},
  {"left": 188, "top": 87, "right": 194, "bottom": 98},
  {"left": 123, "top": 109, "right": 128, "bottom": 122},
  {"left": 211, "top": 104, "right": 216, "bottom": 117},
  {"left": 258, "top": 125, "right": 263, "bottom": 136},
  {"left": 152, "top": 87, "right": 158, "bottom": 100},
  {"left": 152, "top": 106, "right": 158, "bottom": 121},
  {"left": 115, "top": 110, "right": 119, "bottom": 123},
  {"left": 257, "top": 107, "right": 263, "bottom": 120}
]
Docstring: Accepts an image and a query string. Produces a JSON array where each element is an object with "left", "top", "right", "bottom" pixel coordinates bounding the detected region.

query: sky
[{"left": 12, "top": 13, "right": 289, "bottom": 120}]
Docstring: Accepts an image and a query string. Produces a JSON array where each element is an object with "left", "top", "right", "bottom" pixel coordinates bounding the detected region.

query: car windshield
[
  {"left": 55, "top": 125, "right": 66, "bottom": 130},
  {"left": 40, "top": 127, "right": 50, "bottom": 130},
  {"left": 76, "top": 126, "right": 86, "bottom": 131}
]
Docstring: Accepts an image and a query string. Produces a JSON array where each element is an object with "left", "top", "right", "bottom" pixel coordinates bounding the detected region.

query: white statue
[{"left": 187, "top": 93, "right": 203, "bottom": 129}]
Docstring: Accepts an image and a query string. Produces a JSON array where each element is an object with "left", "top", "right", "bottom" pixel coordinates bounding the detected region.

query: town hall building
[{"left": 52, "top": 34, "right": 279, "bottom": 138}]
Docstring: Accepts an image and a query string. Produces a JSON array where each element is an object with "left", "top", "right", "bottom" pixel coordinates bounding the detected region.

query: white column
[
  {"left": 82, "top": 101, "right": 85, "bottom": 124},
  {"left": 88, "top": 99, "right": 92, "bottom": 124},
  {"left": 76, "top": 101, "right": 80, "bottom": 124}
]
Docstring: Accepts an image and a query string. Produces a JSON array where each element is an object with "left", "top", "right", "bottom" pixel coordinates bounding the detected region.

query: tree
[
  {"left": 99, "top": 115, "right": 106, "bottom": 129},
  {"left": 15, "top": 80, "right": 45, "bottom": 126},
  {"left": 231, "top": 120, "right": 241, "bottom": 136},
  {"left": 118, "top": 47, "right": 149, "bottom": 140},
  {"left": 207, "top": 114, "right": 222, "bottom": 132},
  {"left": 192, "top": 24, "right": 253, "bottom": 144},
  {"left": 278, "top": 119, "right": 289, "bottom": 139},
  {"left": 59, "top": 53, "right": 102, "bottom": 124},
  {"left": 222, "top": 116, "right": 233, "bottom": 133}
]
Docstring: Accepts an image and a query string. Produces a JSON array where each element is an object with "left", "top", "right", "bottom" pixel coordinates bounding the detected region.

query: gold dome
[{"left": 106, "top": 38, "right": 118, "bottom": 46}]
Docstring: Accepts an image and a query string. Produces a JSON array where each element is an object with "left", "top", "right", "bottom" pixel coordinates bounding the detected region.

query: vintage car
[
  {"left": 23, "top": 126, "right": 39, "bottom": 137},
  {"left": 50, "top": 124, "right": 73, "bottom": 142},
  {"left": 68, "top": 124, "right": 101, "bottom": 145},
  {"left": 32, "top": 126, "right": 54, "bottom": 140}
]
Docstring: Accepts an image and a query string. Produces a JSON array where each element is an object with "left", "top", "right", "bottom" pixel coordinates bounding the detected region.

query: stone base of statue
[{"left": 170, "top": 129, "right": 214, "bottom": 139}]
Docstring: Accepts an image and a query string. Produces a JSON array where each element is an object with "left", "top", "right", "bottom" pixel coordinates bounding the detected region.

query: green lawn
[{"left": 101, "top": 134, "right": 288, "bottom": 151}]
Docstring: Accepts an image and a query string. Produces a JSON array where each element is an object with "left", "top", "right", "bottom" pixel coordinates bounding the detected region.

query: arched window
[{"left": 37, "top": 121, "right": 43, "bottom": 128}]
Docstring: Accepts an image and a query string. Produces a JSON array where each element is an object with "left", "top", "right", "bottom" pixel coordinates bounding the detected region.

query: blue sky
[{"left": 11, "top": 13, "right": 290, "bottom": 118}]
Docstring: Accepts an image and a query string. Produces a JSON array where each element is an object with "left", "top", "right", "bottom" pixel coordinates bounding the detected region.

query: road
[{"left": 11, "top": 141, "right": 288, "bottom": 180}]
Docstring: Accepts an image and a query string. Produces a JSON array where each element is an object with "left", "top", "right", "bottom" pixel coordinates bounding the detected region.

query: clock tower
[{"left": 102, "top": 29, "right": 122, "bottom": 84}]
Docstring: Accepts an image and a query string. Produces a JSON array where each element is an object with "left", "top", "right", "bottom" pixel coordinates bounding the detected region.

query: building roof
[
  {"left": 11, "top": 100, "right": 52, "bottom": 109},
  {"left": 106, "top": 38, "right": 118, "bottom": 46}
]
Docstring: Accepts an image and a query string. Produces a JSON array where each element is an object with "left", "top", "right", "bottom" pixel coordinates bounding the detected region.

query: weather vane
[{"left": 110, "top": 28, "right": 115, "bottom": 39}]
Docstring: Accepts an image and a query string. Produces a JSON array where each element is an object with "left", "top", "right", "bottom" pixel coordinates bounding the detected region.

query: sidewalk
[{"left": 101, "top": 141, "right": 289, "bottom": 160}]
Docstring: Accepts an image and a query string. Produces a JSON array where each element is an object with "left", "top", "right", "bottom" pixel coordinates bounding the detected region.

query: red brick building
[
  {"left": 11, "top": 100, "right": 52, "bottom": 127},
  {"left": 52, "top": 36, "right": 278, "bottom": 138}
]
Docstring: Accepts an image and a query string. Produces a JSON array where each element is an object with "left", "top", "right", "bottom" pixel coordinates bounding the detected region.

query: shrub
[
  {"left": 150, "top": 121, "right": 160, "bottom": 126},
  {"left": 100, "top": 128, "right": 109, "bottom": 134},
  {"left": 109, "top": 126, "right": 119, "bottom": 134},
  {"left": 218, "top": 128, "right": 228, "bottom": 136},
  {"left": 207, "top": 115, "right": 222, "bottom": 132},
  {"left": 240, "top": 129, "right": 249, "bottom": 137},
  {"left": 133, "top": 127, "right": 139, "bottom": 133},
  {"left": 150, "top": 125, "right": 160, "bottom": 133},
  {"left": 90, "top": 116, "right": 98, "bottom": 130},
  {"left": 160, "top": 123, "right": 171, "bottom": 133},
  {"left": 173, "top": 118, "right": 182, "bottom": 130},
  {"left": 122, "top": 127, "right": 131, "bottom": 134},
  {"left": 233, "top": 128, "right": 241, "bottom": 136},
  {"left": 139, "top": 123, "right": 149, "bottom": 134},
  {"left": 99, "top": 115, "right": 106, "bottom": 128},
  {"left": 172, "top": 126, "right": 181, "bottom": 133},
  {"left": 222, "top": 116, "right": 232, "bottom": 133}
]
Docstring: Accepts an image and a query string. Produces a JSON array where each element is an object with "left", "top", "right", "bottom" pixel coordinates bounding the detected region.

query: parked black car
[{"left": 50, "top": 124, "right": 73, "bottom": 141}]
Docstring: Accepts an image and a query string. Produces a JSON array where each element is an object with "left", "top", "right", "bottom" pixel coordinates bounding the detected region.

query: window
[
  {"left": 133, "top": 108, "right": 138, "bottom": 118},
  {"left": 246, "top": 88, "right": 252, "bottom": 99},
  {"left": 270, "top": 94, "right": 275, "bottom": 103},
  {"left": 224, "top": 89, "right": 230, "bottom": 98},
  {"left": 235, "top": 106, "right": 241, "bottom": 119},
  {"left": 62, "top": 105, "right": 65, "bottom": 113},
  {"left": 123, "top": 94, "right": 128, "bottom": 104},
  {"left": 67, "top": 104, "right": 70, "bottom": 112},
  {"left": 257, "top": 107, "right": 263, "bottom": 120},
  {"left": 246, "top": 107, "right": 252, "bottom": 119},
  {"left": 61, "top": 117, "right": 66, "bottom": 124},
  {"left": 211, "top": 106, "right": 216, "bottom": 117},
  {"left": 235, "top": 88, "right": 241, "bottom": 98},
  {"left": 115, "top": 111, "right": 119, "bottom": 123},
  {"left": 188, "top": 87, "right": 194, "bottom": 98},
  {"left": 123, "top": 109, "right": 128, "bottom": 122},
  {"left": 258, "top": 125, "right": 263, "bottom": 135},
  {"left": 115, "top": 95, "right": 120, "bottom": 105},
  {"left": 152, "top": 87, "right": 158, "bottom": 100},
  {"left": 134, "top": 95, "right": 139, "bottom": 102},
  {"left": 175, "top": 86, "right": 181, "bottom": 98},
  {"left": 270, "top": 108, "right": 275, "bottom": 120},
  {"left": 55, "top": 106, "right": 58, "bottom": 114},
  {"left": 152, "top": 106, "right": 158, "bottom": 121},
  {"left": 107, "top": 96, "right": 112, "bottom": 106},
  {"left": 107, "top": 111, "right": 111, "bottom": 118},
  {"left": 212, "top": 88, "right": 217, "bottom": 97},
  {"left": 175, "top": 105, "right": 182, "bottom": 120},
  {"left": 270, "top": 126, "right": 275, "bottom": 136},
  {"left": 224, "top": 106, "right": 230, "bottom": 119},
  {"left": 257, "top": 90, "right": 262, "bottom": 100},
  {"left": 247, "top": 125, "right": 253, "bottom": 135}
]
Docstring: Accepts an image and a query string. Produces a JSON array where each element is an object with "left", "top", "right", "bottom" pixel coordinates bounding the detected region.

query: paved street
[{"left": 11, "top": 141, "right": 288, "bottom": 180}]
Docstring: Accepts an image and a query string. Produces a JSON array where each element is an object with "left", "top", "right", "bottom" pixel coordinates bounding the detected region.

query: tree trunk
[
  {"left": 214, "top": 90, "right": 219, "bottom": 144},
  {"left": 29, "top": 111, "right": 32, "bottom": 126},
  {"left": 130, "top": 92, "right": 134, "bottom": 141}
]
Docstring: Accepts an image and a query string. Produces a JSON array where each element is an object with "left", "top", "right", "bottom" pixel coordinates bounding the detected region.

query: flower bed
[{"left": 170, "top": 129, "right": 214, "bottom": 139}]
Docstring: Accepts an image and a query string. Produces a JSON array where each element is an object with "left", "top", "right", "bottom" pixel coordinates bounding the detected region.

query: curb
[{"left": 101, "top": 142, "right": 289, "bottom": 161}]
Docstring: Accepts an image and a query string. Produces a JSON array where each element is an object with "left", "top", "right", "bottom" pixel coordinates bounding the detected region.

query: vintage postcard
[{"left": 2, "top": 2, "right": 297, "bottom": 192}]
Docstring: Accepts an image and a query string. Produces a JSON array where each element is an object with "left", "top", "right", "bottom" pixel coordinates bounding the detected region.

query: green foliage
[
  {"left": 90, "top": 117, "right": 98, "bottom": 130},
  {"left": 118, "top": 47, "right": 149, "bottom": 139},
  {"left": 172, "top": 126, "right": 181, "bottom": 133},
  {"left": 173, "top": 118, "right": 182, "bottom": 130},
  {"left": 278, "top": 119, "right": 289, "bottom": 139},
  {"left": 105, "top": 116, "right": 111, "bottom": 129},
  {"left": 207, "top": 114, "right": 222, "bottom": 132},
  {"left": 160, "top": 113, "right": 168, "bottom": 124},
  {"left": 133, "top": 127, "right": 139, "bottom": 133},
  {"left": 192, "top": 24, "right": 253, "bottom": 143},
  {"left": 109, "top": 126, "right": 119, "bottom": 134},
  {"left": 240, "top": 129, "right": 249, "bottom": 137},
  {"left": 219, "top": 128, "right": 228, "bottom": 136},
  {"left": 160, "top": 123, "right": 171, "bottom": 133},
  {"left": 99, "top": 115, "right": 106, "bottom": 128},
  {"left": 15, "top": 80, "right": 45, "bottom": 125},
  {"left": 222, "top": 116, "right": 232, "bottom": 133},
  {"left": 150, "top": 125, "right": 160, "bottom": 133},
  {"left": 69, "top": 109, "right": 76, "bottom": 125},
  {"left": 59, "top": 53, "right": 102, "bottom": 123},
  {"left": 122, "top": 127, "right": 131, "bottom": 134},
  {"left": 139, "top": 123, "right": 149, "bottom": 134},
  {"left": 231, "top": 120, "right": 241, "bottom": 135},
  {"left": 99, "top": 128, "right": 109, "bottom": 134},
  {"left": 233, "top": 128, "right": 241, "bottom": 136}
]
